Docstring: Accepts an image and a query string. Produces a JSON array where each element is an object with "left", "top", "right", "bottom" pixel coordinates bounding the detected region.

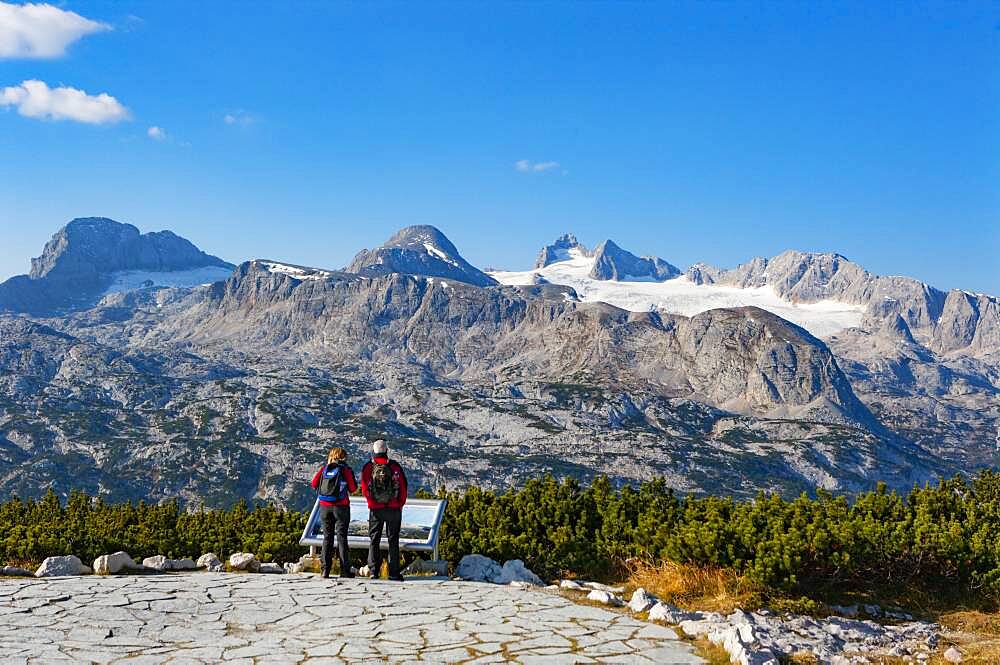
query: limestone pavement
[{"left": 0, "top": 573, "right": 704, "bottom": 664}]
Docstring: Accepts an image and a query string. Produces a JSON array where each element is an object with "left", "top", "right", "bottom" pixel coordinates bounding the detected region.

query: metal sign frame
[{"left": 299, "top": 497, "right": 448, "bottom": 560}]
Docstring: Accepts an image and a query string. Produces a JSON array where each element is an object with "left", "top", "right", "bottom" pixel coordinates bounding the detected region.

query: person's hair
[{"left": 327, "top": 447, "right": 347, "bottom": 464}]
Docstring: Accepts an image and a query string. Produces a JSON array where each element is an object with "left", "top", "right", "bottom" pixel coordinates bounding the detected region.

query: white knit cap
[{"left": 372, "top": 439, "right": 388, "bottom": 455}]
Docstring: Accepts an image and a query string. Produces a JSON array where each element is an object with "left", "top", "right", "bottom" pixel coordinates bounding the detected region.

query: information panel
[{"left": 299, "top": 497, "right": 447, "bottom": 557}]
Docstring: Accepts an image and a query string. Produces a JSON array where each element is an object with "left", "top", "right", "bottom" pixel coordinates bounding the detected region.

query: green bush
[{"left": 3, "top": 471, "right": 1000, "bottom": 601}]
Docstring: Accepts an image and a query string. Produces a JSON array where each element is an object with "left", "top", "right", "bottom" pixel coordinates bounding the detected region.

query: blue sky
[{"left": 1, "top": 1, "right": 997, "bottom": 293}]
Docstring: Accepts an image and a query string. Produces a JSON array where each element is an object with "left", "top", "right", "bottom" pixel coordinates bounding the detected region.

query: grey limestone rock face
[
  {"left": 711, "top": 250, "right": 947, "bottom": 333},
  {"left": 346, "top": 225, "right": 498, "bottom": 287},
  {"left": 589, "top": 239, "right": 680, "bottom": 281},
  {"left": 29, "top": 218, "right": 231, "bottom": 280}
]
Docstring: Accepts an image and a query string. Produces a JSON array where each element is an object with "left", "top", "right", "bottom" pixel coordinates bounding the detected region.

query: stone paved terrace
[{"left": 0, "top": 573, "right": 704, "bottom": 664}]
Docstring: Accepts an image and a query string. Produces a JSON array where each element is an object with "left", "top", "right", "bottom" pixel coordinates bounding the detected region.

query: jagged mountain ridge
[
  {"left": 0, "top": 219, "right": 996, "bottom": 508},
  {"left": 0, "top": 218, "right": 235, "bottom": 315}
]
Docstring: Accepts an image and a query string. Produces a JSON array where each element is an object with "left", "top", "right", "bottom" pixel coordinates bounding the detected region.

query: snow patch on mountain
[
  {"left": 259, "top": 261, "right": 333, "bottom": 281},
  {"left": 102, "top": 266, "right": 235, "bottom": 296},
  {"left": 489, "top": 248, "right": 864, "bottom": 337}
]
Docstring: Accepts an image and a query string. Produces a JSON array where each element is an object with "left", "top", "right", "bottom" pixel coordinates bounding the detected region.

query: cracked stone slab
[{"left": 0, "top": 574, "right": 703, "bottom": 663}]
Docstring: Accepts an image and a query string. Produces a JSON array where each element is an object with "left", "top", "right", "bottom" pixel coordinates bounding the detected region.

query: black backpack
[
  {"left": 317, "top": 463, "right": 349, "bottom": 502},
  {"left": 370, "top": 460, "right": 400, "bottom": 504}
]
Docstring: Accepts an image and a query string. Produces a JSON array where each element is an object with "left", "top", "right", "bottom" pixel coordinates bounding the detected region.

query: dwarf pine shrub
[{"left": 2, "top": 471, "right": 1000, "bottom": 599}]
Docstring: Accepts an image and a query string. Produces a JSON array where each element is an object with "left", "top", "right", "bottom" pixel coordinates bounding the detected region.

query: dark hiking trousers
[
  {"left": 368, "top": 507, "right": 402, "bottom": 577},
  {"left": 321, "top": 504, "right": 351, "bottom": 575}
]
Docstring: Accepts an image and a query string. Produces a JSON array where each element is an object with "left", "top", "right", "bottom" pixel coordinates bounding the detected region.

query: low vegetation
[{"left": 3, "top": 470, "right": 1000, "bottom": 617}]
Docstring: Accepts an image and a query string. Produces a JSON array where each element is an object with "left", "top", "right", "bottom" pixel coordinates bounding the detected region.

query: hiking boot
[
  {"left": 321, "top": 569, "right": 330, "bottom": 579},
  {"left": 339, "top": 571, "right": 355, "bottom": 579},
  {"left": 388, "top": 574, "right": 405, "bottom": 582}
]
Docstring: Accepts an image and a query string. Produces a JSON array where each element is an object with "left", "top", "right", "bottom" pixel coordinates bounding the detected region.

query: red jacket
[
  {"left": 311, "top": 463, "right": 358, "bottom": 507},
  {"left": 360, "top": 456, "right": 408, "bottom": 509}
]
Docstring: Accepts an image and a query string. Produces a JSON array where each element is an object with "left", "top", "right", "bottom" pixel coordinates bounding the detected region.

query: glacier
[{"left": 489, "top": 248, "right": 864, "bottom": 338}]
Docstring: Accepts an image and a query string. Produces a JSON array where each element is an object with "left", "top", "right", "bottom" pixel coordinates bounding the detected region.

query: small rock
[
  {"left": 258, "top": 562, "right": 284, "bottom": 574},
  {"left": 142, "top": 555, "right": 169, "bottom": 571},
  {"left": 583, "top": 581, "right": 625, "bottom": 594},
  {"left": 943, "top": 647, "right": 963, "bottom": 663},
  {"left": 455, "top": 554, "right": 502, "bottom": 583},
  {"left": 830, "top": 604, "right": 860, "bottom": 618},
  {"left": 283, "top": 562, "right": 304, "bottom": 574},
  {"left": 545, "top": 584, "right": 559, "bottom": 590},
  {"left": 197, "top": 553, "right": 224, "bottom": 572},
  {"left": 35, "top": 555, "right": 89, "bottom": 577},
  {"left": 559, "top": 579, "right": 584, "bottom": 590},
  {"left": 628, "top": 587, "right": 656, "bottom": 613},
  {"left": 170, "top": 557, "right": 197, "bottom": 571},
  {"left": 495, "top": 560, "right": 543, "bottom": 586},
  {"left": 1, "top": 565, "right": 34, "bottom": 577},
  {"left": 649, "top": 602, "right": 698, "bottom": 624},
  {"left": 93, "top": 551, "right": 138, "bottom": 575},
  {"left": 586, "top": 589, "right": 624, "bottom": 606},
  {"left": 358, "top": 565, "right": 371, "bottom": 577},
  {"left": 228, "top": 552, "right": 260, "bottom": 572},
  {"left": 402, "top": 559, "right": 450, "bottom": 577}
]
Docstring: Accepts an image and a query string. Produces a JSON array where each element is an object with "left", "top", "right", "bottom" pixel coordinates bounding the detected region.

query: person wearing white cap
[{"left": 361, "top": 439, "right": 408, "bottom": 581}]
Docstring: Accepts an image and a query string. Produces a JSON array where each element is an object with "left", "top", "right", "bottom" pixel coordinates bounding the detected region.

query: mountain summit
[
  {"left": 534, "top": 234, "right": 590, "bottom": 269},
  {"left": 0, "top": 218, "right": 234, "bottom": 315},
  {"left": 346, "top": 225, "right": 498, "bottom": 287},
  {"left": 589, "top": 239, "right": 680, "bottom": 281}
]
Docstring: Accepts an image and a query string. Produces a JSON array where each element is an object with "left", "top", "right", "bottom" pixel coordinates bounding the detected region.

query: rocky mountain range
[{"left": 0, "top": 218, "right": 996, "bottom": 509}]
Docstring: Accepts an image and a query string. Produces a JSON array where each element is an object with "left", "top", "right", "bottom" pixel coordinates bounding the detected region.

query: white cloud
[
  {"left": 0, "top": 79, "right": 129, "bottom": 124},
  {"left": 147, "top": 125, "right": 166, "bottom": 140},
  {"left": 223, "top": 109, "right": 254, "bottom": 127},
  {"left": 0, "top": 1, "right": 108, "bottom": 59},
  {"left": 515, "top": 159, "right": 561, "bottom": 173}
]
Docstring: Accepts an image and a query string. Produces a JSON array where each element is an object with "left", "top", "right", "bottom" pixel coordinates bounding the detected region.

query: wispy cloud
[
  {"left": 0, "top": 1, "right": 108, "bottom": 59},
  {"left": 223, "top": 109, "right": 255, "bottom": 127},
  {"left": 515, "top": 159, "right": 561, "bottom": 173},
  {"left": 0, "top": 79, "right": 129, "bottom": 124},
  {"left": 147, "top": 125, "right": 166, "bottom": 141}
]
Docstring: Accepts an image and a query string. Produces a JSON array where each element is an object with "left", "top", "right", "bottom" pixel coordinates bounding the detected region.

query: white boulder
[
  {"left": 559, "top": 579, "right": 584, "bottom": 590},
  {"left": 228, "top": 552, "right": 260, "bottom": 572},
  {"left": 628, "top": 587, "right": 656, "bottom": 613},
  {"left": 944, "top": 647, "right": 963, "bottom": 663},
  {"left": 35, "top": 555, "right": 90, "bottom": 577},
  {"left": 283, "top": 561, "right": 304, "bottom": 574},
  {"left": 197, "top": 553, "right": 224, "bottom": 572},
  {"left": 142, "top": 555, "right": 169, "bottom": 571},
  {"left": 93, "top": 551, "right": 138, "bottom": 575},
  {"left": 358, "top": 565, "right": 372, "bottom": 577},
  {"left": 455, "top": 554, "right": 502, "bottom": 583},
  {"left": 496, "top": 560, "right": 544, "bottom": 586},
  {"left": 586, "top": 589, "right": 624, "bottom": 606}
]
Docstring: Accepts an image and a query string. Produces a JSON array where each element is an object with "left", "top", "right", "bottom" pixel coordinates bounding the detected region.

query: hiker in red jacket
[
  {"left": 310, "top": 447, "right": 358, "bottom": 579},
  {"left": 360, "top": 439, "right": 408, "bottom": 581}
]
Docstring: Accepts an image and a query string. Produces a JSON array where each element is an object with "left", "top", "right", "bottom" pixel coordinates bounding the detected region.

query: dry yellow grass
[{"left": 626, "top": 559, "right": 763, "bottom": 614}]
